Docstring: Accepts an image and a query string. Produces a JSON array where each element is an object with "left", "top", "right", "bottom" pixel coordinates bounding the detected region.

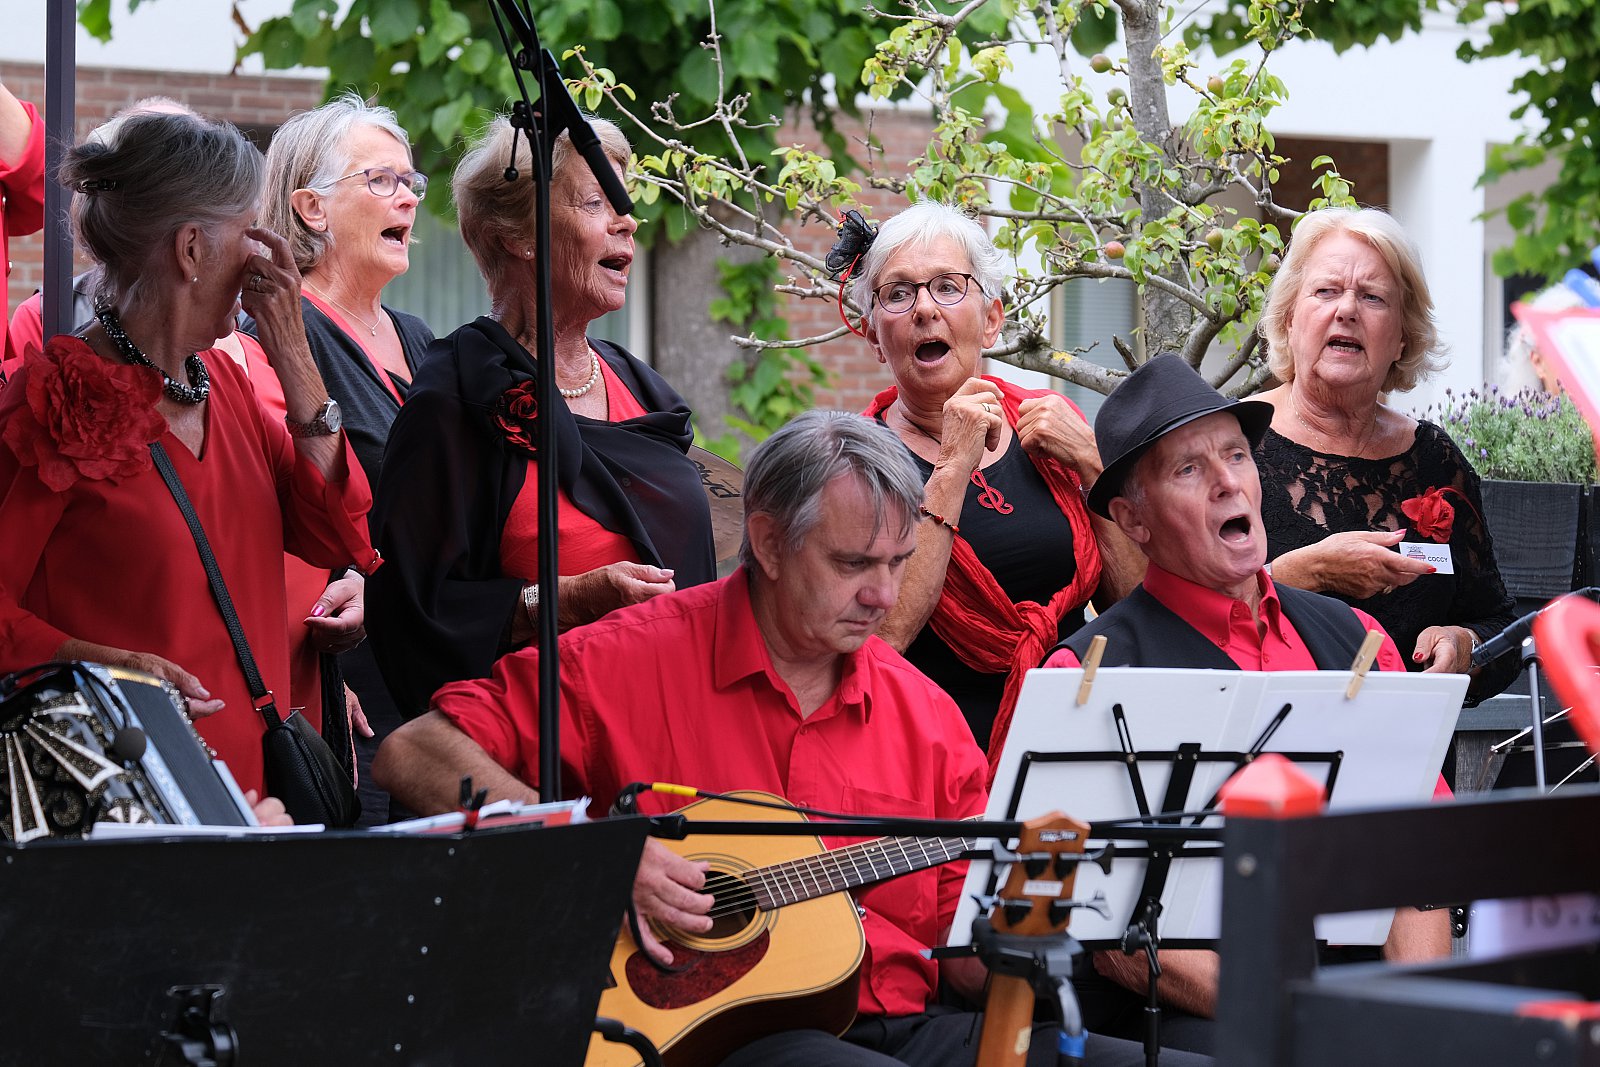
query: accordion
[{"left": 0, "top": 661, "right": 251, "bottom": 841}]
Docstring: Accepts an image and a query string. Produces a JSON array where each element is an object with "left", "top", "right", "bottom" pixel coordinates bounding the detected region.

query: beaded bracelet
[{"left": 919, "top": 504, "right": 959, "bottom": 536}]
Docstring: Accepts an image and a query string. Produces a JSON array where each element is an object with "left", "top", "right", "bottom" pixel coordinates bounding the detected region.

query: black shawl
[
  {"left": 300, "top": 296, "right": 434, "bottom": 486},
  {"left": 367, "top": 317, "right": 716, "bottom": 717}
]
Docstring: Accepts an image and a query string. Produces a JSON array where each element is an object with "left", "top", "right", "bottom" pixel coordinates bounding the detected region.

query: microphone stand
[
  {"left": 1521, "top": 637, "right": 1549, "bottom": 793},
  {"left": 488, "top": 0, "right": 635, "bottom": 805}
]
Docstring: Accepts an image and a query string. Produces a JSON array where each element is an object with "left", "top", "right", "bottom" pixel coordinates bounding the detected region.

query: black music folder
[{"left": 0, "top": 817, "right": 647, "bottom": 1065}]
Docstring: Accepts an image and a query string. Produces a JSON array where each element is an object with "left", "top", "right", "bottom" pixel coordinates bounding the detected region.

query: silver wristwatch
[{"left": 286, "top": 397, "right": 343, "bottom": 438}]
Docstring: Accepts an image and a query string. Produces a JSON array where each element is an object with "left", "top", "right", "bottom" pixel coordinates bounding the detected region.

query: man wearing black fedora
[{"left": 1039, "top": 353, "right": 1449, "bottom": 1052}]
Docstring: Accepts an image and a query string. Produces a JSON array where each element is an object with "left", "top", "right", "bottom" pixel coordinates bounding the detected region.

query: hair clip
[
  {"left": 825, "top": 209, "right": 878, "bottom": 338},
  {"left": 76, "top": 178, "right": 120, "bottom": 193}
]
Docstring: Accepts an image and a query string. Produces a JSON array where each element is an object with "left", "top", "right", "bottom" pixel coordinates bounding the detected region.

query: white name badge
[{"left": 1398, "top": 540, "right": 1453, "bottom": 574}]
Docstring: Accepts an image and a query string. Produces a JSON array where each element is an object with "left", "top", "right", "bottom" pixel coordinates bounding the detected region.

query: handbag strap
[{"left": 148, "top": 441, "right": 282, "bottom": 728}]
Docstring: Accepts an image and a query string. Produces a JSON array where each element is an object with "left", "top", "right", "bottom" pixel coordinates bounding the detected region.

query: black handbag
[{"left": 150, "top": 441, "right": 361, "bottom": 827}]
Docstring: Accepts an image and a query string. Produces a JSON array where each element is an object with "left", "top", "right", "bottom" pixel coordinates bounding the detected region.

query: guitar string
[{"left": 695, "top": 835, "right": 976, "bottom": 921}]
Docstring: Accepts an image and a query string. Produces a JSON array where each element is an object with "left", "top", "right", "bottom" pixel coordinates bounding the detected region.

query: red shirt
[
  {"left": 1044, "top": 563, "right": 1405, "bottom": 672},
  {"left": 499, "top": 357, "right": 649, "bottom": 580},
  {"left": 1, "top": 101, "right": 45, "bottom": 361},
  {"left": 0, "top": 339, "right": 377, "bottom": 793},
  {"left": 433, "top": 568, "right": 989, "bottom": 1018}
]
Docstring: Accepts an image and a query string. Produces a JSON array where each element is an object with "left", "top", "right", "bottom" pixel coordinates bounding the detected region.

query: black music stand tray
[{"left": 0, "top": 817, "right": 648, "bottom": 1066}]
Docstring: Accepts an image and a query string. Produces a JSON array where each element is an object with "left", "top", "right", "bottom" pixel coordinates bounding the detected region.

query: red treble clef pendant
[{"left": 971, "top": 469, "right": 1012, "bottom": 514}]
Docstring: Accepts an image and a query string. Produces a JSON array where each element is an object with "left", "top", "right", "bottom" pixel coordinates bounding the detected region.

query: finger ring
[
  {"left": 982, "top": 402, "right": 995, "bottom": 414},
  {"left": 1382, "top": 585, "right": 1395, "bottom": 595},
  {"left": 251, "top": 274, "right": 265, "bottom": 289}
]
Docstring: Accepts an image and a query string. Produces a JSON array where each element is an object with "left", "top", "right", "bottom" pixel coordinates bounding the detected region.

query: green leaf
[
  {"left": 77, "top": 0, "right": 112, "bottom": 42},
  {"left": 369, "top": 0, "right": 420, "bottom": 48},
  {"left": 677, "top": 48, "right": 720, "bottom": 105},
  {"left": 430, "top": 94, "right": 474, "bottom": 149},
  {"left": 590, "top": 0, "right": 623, "bottom": 41},
  {"left": 291, "top": 0, "right": 337, "bottom": 38}
]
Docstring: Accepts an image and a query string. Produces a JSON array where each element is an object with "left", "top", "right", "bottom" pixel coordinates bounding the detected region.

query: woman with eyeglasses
[
  {"left": 260, "top": 94, "right": 435, "bottom": 821},
  {"left": 839, "top": 202, "right": 1143, "bottom": 768},
  {"left": 365, "top": 115, "right": 717, "bottom": 719}
]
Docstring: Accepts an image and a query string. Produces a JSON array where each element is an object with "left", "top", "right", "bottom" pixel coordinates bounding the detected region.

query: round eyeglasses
[
  {"left": 332, "top": 166, "right": 428, "bottom": 201},
  {"left": 872, "top": 272, "right": 976, "bottom": 315}
]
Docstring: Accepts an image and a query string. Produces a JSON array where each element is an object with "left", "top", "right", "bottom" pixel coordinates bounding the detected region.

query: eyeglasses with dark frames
[
  {"left": 872, "top": 272, "right": 977, "bottom": 315},
  {"left": 331, "top": 166, "right": 428, "bottom": 201}
]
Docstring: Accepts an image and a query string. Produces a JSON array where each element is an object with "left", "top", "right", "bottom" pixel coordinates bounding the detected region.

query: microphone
[
  {"left": 537, "top": 48, "right": 635, "bottom": 217},
  {"left": 1471, "top": 588, "right": 1600, "bottom": 670}
]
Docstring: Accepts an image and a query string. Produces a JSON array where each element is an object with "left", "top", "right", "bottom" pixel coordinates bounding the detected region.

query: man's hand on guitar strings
[{"left": 632, "top": 838, "right": 714, "bottom": 966}]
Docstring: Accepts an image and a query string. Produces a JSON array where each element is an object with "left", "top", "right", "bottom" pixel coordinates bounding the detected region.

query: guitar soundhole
[{"left": 704, "top": 871, "right": 758, "bottom": 941}]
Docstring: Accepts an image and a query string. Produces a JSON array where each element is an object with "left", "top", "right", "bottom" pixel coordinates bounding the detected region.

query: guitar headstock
[{"left": 990, "top": 812, "right": 1092, "bottom": 937}]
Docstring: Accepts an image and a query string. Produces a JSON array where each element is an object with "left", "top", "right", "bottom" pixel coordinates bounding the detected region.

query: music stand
[
  {"left": 951, "top": 668, "right": 1464, "bottom": 1061},
  {"left": 0, "top": 818, "right": 648, "bottom": 1066}
]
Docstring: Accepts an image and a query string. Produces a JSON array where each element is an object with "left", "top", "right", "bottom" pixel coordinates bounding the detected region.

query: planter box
[{"left": 1478, "top": 479, "right": 1585, "bottom": 600}]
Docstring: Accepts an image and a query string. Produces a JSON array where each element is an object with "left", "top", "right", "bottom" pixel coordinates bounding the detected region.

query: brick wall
[
  {"left": 4, "top": 63, "right": 322, "bottom": 313},
  {"left": 775, "top": 108, "right": 935, "bottom": 413}
]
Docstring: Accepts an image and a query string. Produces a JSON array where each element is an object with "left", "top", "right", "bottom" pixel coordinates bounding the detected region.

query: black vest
[{"left": 1051, "top": 583, "right": 1369, "bottom": 670}]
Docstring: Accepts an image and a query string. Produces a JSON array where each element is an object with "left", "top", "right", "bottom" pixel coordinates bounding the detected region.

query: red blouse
[
  {"left": 0, "top": 338, "right": 377, "bottom": 794},
  {"left": 498, "top": 356, "right": 650, "bottom": 580}
]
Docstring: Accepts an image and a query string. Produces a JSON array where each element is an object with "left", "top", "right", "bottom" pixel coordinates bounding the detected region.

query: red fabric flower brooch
[
  {"left": 1400, "top": 486, "right": 1468, "bottom": 543},
  {"left": 494, "top": 379, "right": 539, "bottom": 455},
  {"left": 1, "top": 337, "right": 165, "bottom": 491}
]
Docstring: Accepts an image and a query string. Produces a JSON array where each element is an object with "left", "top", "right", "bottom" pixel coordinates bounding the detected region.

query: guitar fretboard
[{"left": 745, "top": 832, "right": 976, "bottom": 911}]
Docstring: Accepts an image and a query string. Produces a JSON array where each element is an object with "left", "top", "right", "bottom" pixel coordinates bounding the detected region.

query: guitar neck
[{"left": 746, "top": 831, "right": 976, "bottom": 911}]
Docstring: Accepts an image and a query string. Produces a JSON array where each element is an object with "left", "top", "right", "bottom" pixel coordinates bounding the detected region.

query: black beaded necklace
[{"left": 94, "top": 303, "right": 210, "bottom": 405}]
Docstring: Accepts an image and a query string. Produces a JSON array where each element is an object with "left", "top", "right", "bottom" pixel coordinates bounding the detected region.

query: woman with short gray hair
[
  {"left": 0, "top": 111, "right": 377, "bottom": 808},
  {"left": 367, "top": 115, "right": 717, "bottom": 718},
  {"left": 828, "top": 202, "right": 1145, "bottom": 767}
]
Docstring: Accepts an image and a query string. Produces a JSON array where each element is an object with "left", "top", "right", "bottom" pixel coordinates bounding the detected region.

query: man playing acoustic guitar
[{"left": 377, "top": 411, "right": 1208, "bottom": 1066}]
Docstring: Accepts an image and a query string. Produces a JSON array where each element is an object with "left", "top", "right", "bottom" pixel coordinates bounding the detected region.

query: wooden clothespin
[
  {"left": 1345, "top": 630, "right": 1385, "bottom": 698},
  {"left": 1077, "top": 634, "right": 1108, "bottom": 706}
]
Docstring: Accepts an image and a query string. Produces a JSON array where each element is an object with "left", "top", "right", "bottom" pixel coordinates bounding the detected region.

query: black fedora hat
[{"left": 1086, "top": 353, "right": 1274, "bottom": 518}]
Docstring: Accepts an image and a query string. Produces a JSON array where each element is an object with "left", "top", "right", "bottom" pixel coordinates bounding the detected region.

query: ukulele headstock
[{"left": 990, "top": 812, "right": 1093, "bottom": 937}]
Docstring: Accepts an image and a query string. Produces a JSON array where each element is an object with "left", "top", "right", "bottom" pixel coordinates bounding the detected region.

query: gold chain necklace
[{"left": 306, "top": 284, "right": 381, "bottom": 337}]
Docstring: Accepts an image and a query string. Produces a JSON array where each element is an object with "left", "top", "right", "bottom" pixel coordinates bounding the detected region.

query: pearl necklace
[
  {"left": 306, "top": 284, "right": 381, "bottom": 337},
  {"left": 559, "top": 350, "right": 602, "bottom": 399},
  {"left": 95, "top": 304, "right": 210, "bottom": 405}
]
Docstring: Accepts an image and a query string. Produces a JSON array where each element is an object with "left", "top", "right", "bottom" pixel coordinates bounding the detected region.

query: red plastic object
[
  {"left": 1517, "top": 999, "right": 1600, "bottom": 1022},
  {"left": 1533, "top": 595, "right": 1600, "bottom": 757},
  {"left": 1218, "top": 752, "right": 1326, "bottom": 819}
]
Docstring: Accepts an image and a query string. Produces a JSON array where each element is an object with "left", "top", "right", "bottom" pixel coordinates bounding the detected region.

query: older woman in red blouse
[{"left": 0, "top": 111, "right": 376, "bottom": 799}]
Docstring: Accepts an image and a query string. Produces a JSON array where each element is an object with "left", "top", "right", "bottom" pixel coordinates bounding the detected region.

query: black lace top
[{"left": 1254, "top": 421, "right": 1518, "bottom": 703}]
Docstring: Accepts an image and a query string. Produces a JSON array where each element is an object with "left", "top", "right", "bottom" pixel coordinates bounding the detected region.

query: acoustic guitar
[{"left": 585, "top": 790, "right": 975, "bottom": 1067}]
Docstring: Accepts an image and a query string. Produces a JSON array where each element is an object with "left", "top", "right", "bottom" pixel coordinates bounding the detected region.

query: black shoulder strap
[{"left": 148, "top": 441, "right": 281, "bottom": 727}]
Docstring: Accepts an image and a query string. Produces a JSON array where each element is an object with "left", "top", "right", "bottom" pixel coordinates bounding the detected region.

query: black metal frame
[
  {"left": 1219, "top": 784, "right": 1600, "bottom": 1066},
  {"left": 43, "top": 0, "right": 75, "bottom": 341}
]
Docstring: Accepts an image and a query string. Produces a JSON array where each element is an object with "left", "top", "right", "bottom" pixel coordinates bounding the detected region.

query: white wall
[{"left": 1, "top": 0, "right": 305, "bottom": 74}]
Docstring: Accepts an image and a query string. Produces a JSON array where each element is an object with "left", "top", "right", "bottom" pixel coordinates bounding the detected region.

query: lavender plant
[{"left": 1429, "top": 386, "right": 1598, "bottom": 485}]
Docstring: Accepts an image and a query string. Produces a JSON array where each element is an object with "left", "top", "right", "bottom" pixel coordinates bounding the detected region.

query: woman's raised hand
[
  {"left": 937, "top": 378, "right": 1004, "bottom": 471},
  {"left": 1016, "top": 393, "right": 1101, "bottom": 480},
  {"left": 238, "top": 226, "right": 304, "bottom": 343},
  {"left": 55, "top": 639, "right": 226, "bottom": 719}
]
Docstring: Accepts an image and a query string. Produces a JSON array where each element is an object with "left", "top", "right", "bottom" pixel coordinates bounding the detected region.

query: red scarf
[{"left": 865, "top": 377, "right": 1102, "bottom": 774}]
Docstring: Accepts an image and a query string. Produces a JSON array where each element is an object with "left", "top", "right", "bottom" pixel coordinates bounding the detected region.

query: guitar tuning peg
[
  {"left": 1093, "top": 844, "right": 1116, "bottom": 876},
  {"left": 1002, "top": 901, "right": 1034, "bottom": 927},
  {"left": 1049, "top": 900, "right": 1073, "bottom": 926},
  {"left": 1024, "top": 856, "right": 1050, "bottom": 879}
]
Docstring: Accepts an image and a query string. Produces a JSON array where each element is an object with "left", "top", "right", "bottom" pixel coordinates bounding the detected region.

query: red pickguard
[{"left": 623, "top": 933, "right": 771, "bottom": 1010}]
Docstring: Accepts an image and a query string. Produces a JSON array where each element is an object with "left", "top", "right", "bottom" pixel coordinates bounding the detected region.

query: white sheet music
[{"left": 953, "top": 667, "right": 1466, "bottom": 947}]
